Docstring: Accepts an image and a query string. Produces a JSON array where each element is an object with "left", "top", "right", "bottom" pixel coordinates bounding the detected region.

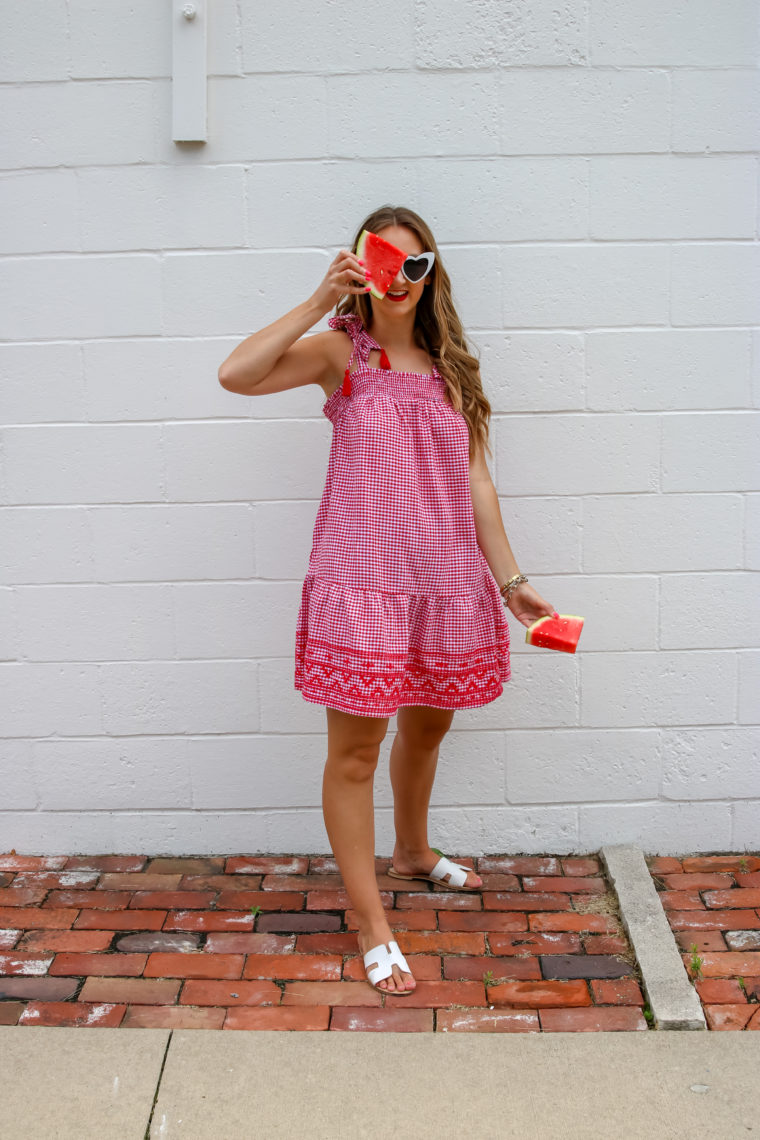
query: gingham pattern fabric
[{"left": 294, "top": 313, "right": 511, "bottom": 717}]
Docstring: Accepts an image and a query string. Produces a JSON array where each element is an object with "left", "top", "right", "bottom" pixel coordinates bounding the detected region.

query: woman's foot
[
  {"left": 356, "top": 922, "right": 416, "bottom": 994},
  {"left": 391, "top": 844, "right": 483, "bottom": 889}
]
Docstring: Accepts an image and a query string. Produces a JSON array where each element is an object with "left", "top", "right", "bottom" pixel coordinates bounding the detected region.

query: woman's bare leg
[
  {"left": 323, "top": 706, "right": 415, "bottom": 993},
  {"left": 390, "top": 705, "right": 482, "bottom": 889}
]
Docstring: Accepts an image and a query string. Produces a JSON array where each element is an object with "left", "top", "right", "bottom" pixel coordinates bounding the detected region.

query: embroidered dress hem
[{"left": 295, "top": 571, "right": 511, "bottom": 718}]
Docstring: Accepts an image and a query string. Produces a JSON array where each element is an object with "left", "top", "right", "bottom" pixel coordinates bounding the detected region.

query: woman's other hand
[
  {"left": 506, "top": 583, "right": 558, "bottom": 628},
  {"left": 310, "top": 249, "right": 370, "bottom": 313}
]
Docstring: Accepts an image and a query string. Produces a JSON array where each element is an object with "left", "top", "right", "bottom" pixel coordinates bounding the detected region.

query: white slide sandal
[
  {"left": 387, "top": 854, "right": 477, "bottom": 891},
  {"left": 362, "top": 939, "right": 414, "bottom": 994}
]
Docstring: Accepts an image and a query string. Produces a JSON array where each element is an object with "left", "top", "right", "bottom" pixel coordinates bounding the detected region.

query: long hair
[{"left": 335, "top": 205, "right": 492, "bottom": 463}]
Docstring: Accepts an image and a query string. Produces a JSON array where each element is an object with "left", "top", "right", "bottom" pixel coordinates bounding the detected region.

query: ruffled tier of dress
[{"left": 295, "top": 572, "right": 511, "bottom": 717}]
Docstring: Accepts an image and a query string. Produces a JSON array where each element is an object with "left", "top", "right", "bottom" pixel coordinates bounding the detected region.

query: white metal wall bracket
[{"left": 172, "top": 0, "right": 208, "bottom": 142}]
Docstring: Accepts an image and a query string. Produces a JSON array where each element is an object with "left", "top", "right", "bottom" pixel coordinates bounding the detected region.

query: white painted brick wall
[{"left": 0, "top": 0, "right": 757, "bottom": 857}]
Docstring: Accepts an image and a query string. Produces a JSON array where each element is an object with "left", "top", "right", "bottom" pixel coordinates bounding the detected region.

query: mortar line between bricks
[{"left": 143, "top": 1029, "right": 173, "bottom": 1140}]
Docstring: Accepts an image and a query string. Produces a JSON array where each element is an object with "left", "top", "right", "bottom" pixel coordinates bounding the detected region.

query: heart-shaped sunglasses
[{"left": 401, "top": 251, "right": 436, "bottom": 283}]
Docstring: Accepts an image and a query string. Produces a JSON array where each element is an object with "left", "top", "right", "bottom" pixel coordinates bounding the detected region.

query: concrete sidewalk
[{"left": 3, "top": 1025, "right": 758, "bottom": 1138}]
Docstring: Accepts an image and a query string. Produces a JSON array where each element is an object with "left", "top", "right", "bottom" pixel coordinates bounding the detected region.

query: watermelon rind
[{"left": 355, "top": 230, "right": 407, "bottom": 301}]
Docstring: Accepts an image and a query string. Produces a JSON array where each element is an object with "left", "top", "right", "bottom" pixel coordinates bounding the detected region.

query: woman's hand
[
  {"left": 310, "top": 249, "right": 370, "bottom": 313},
  {"left": 506, "top": 582, "right": 558, "bottom": 628}
]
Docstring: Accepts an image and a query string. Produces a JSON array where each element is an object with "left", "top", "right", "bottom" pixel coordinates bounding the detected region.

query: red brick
[
  {"left": 437, "top": 911, "right": 527, "bottom": 933},
  {"left": 257, "top": 913, "right": 342, "bottom": 934},
  {"left": 540, "top": 1006, "right": 648, "bottom": 1031},
  {"left": 695, "top": 979, "right": 747, "bottom": 1003},
  {"left": 477, "top": 856, "right": 561, "bottom": 875},
  {"left": 591, "top": 978, "right": 644, "bottom": 1005},
  {"left": 0, "top": 908, "right": 76, "bottom": 929},
  {"left": 0, "top": 1002, "right": 24, "bottom": 1025},
  {"left": 14, "top": 872, "right": 99, "bottom": 890},
  {"left": 393, "top": 891, "right": 481, "bottom": 911},
  {"left": 476, "top": 874, "right": 521, "bottom": 891},
  {"left": 682, "top": 856, "right": 760, "bottom": 874},
  {"left": 704, "top": 889, "right": 760, "bottom": 909},
  {"left": 45, "top": 891, "right": 131, "bottom": 910},
  {"left": 74, "top": 909, "right": 166, "bottom": 931},
  {"left": 146, "top": 857, "right": 225, "bottom": 875},
  {"left": 658, "top": 890, "right": 704, "bottom": 910},
  {"left": 330, "top": 1007, "right": 433, "bottom": 1032},
  {"left": 116, "top": 932, "right": 200, "bottom": 953},
  {"left": 242, "top": 953, "right": 341, "bottom": 981},
  {"left": 281, "top": 981, "right": 382, "bottom": 1007},
  {"left": 309, "top": 856, "right": 342, "bottom": 874},
  {"left": 674, "top": 930, "right": 727, "bottom": 953},
  {"left": 529, "top": 912, "right": 618, "bottom": 933},
  {"left": 483, "top": 892, "right": 572, "bottom": 912},
  {"left": 444, "top": 955, "right": 541, "bottom": 982},
  {"left": 342, "top": 954, "right": 441, "bottom": 983},
  {"left": 487, "top": 931, "right": 580, "bottom": 955},
  {"left": 704, "top": 1004, "right": 756, "bottom": 1030},
  {"left": 80, "top": 976, "right": 180, "bottom": 1004},
  {"left": 123, "top": 1005, "right": 226, "bottom": 1029},
  {"left": 130, "top": 891, "right": 215, "bottom": 910},
  {"left": 19, "top": 1002, "right": 126, "bottom": 1028},
  {"left": 0, "top": 929, "right": 19, "bottom": 949},
  {"left": 0, "top": 855, "right": 66, "bottom": 872},
  {"left": 0, "top": 889, "right": 49, "bottom": 907},
  {"left": 344, "top": 908, "right": 439, "bottom": 931},
  {"left": 180, "top": 875, "right": 262, "bottom": 892},
  {"left": 522, "top": 877, "right": 606, "bottom": 894},
  {"left": 181, "top": 978, "right": 280, "bottom": 1006},
  {"left": 736, "top": 872, "right": 760, "bottom": 888},
  {"left": 295, "top": 933, "right": 362, "bottom": 955},
  {"left": 659, "top": 873, "right": 734, "bottom": 891},
  {"left": 204, "top": 933, "right": 295, "bottom": 954},
  {"left": 0, "top": 952, "right": 52, "bottom": 975},
  {"left": 561, "top": 857, "right": 601, "bottom": 877},
  {"left": 686, "top": 951, "right": 760, "bottom": 977},
  {"left": 259, "top": 874, "right": 341, "bottom": 892},
  {"left": 646, "top": 856, "right": 683, "bottom": 874},
  {"left": 145, "top": 952, "right": 243, "bottom": 980},
  {"left": 50, "top": 952, "right": 146, "bottom": 977},
  {"left": 306, "top": 888, "right": 394, "bottom": 910},
  {"left": 165, "top": 911, "right": 254, "bottom": 932},
  {"left": 378, "top": 980, "right": 488, "bottom": 1009},
  {"left": 396, "top": 931, "right": 486, "bottom": 956},
  {"left": 749, "top": 1008, "right": 760, "bottom": 1029},
  {"left": 490, "top": 979, "right": 591, "bottom": 1008},
  {"left": 217, "top": 890, "right": 304, "bottom": 912},
  {"left": 226, "top": 856, "right": 309, "bottom": 875},
  {"left": 583, "top": 934, "right": 629, "bottom": 954},
  {"left": 0, "top": 976, "right": 78, "bottom": 1000},
  {"left": 98, "top": 874, "right": 182, "bottom": 891},
  {"left": 0, "top": 874, "right": 11, "bottom": 888},
  {"left": 64, "top": 856, "right": 146, "bottom": 872},
  {"left": 17, "top": 930, "right": 114, "bottom": 953},
  {"left": 667, "top": 909, "right": 760, "bottom": 931},
  {"left": 225, "top": 1006, "right": 330, "bottom": 1030},
  {"left": 437, "top": 1008, "right": 540, "bottom": 1033}
]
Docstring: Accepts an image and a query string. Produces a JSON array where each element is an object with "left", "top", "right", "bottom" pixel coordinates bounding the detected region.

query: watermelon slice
[
  {"left": 525, "top": 614, "right": 584, "bottom": 654},
  {"left": 356, "top": 230, "right": 407, "bottom": 300}
]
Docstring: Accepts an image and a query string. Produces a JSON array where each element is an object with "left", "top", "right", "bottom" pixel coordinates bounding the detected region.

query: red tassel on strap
[
  {"left": 378, "top": 348, "right": 391, "bottom": 370},
  {"left": 342, "top": 365, "right": 351, "bottom": 397}
]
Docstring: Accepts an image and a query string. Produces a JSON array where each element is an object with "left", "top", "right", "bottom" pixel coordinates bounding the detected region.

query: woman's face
[{"left": 372, "top": 224, "right": 431, "bottom": 314}]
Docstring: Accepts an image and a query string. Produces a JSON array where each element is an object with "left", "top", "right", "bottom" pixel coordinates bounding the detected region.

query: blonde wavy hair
[{"left": 335, "top": 205, "right": 492, "bottom": 463}]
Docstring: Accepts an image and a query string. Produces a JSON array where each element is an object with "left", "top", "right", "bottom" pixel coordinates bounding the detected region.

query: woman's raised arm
[{"left": 218, "top": 249, "right": 369, "bottom": 396}]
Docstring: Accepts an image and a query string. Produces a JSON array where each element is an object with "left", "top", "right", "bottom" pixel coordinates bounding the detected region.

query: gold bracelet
[{"left": 499, "top": 573, "right": 529, "bottom": 604}]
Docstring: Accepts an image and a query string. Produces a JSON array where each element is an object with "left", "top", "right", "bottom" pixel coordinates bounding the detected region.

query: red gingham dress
[{"left": 294, "top": 313, "right": 511, "bottom": 717}]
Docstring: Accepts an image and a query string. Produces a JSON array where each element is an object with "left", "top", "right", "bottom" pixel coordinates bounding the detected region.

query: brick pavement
[{"left": 1, "top": 850, "right": 758, "bottom": 1031}]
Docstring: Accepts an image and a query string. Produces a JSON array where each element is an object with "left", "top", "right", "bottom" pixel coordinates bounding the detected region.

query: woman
[{"left": 219, "top": 205, "right": 557, "bottom": 996}]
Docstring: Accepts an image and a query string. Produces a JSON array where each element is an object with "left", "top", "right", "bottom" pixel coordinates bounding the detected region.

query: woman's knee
[
  {"left": 325, "top": 707, "right": 389, "bottom": 779},
  {"left": 396, "top": 705, "right": 455, "bottom": 751}
]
